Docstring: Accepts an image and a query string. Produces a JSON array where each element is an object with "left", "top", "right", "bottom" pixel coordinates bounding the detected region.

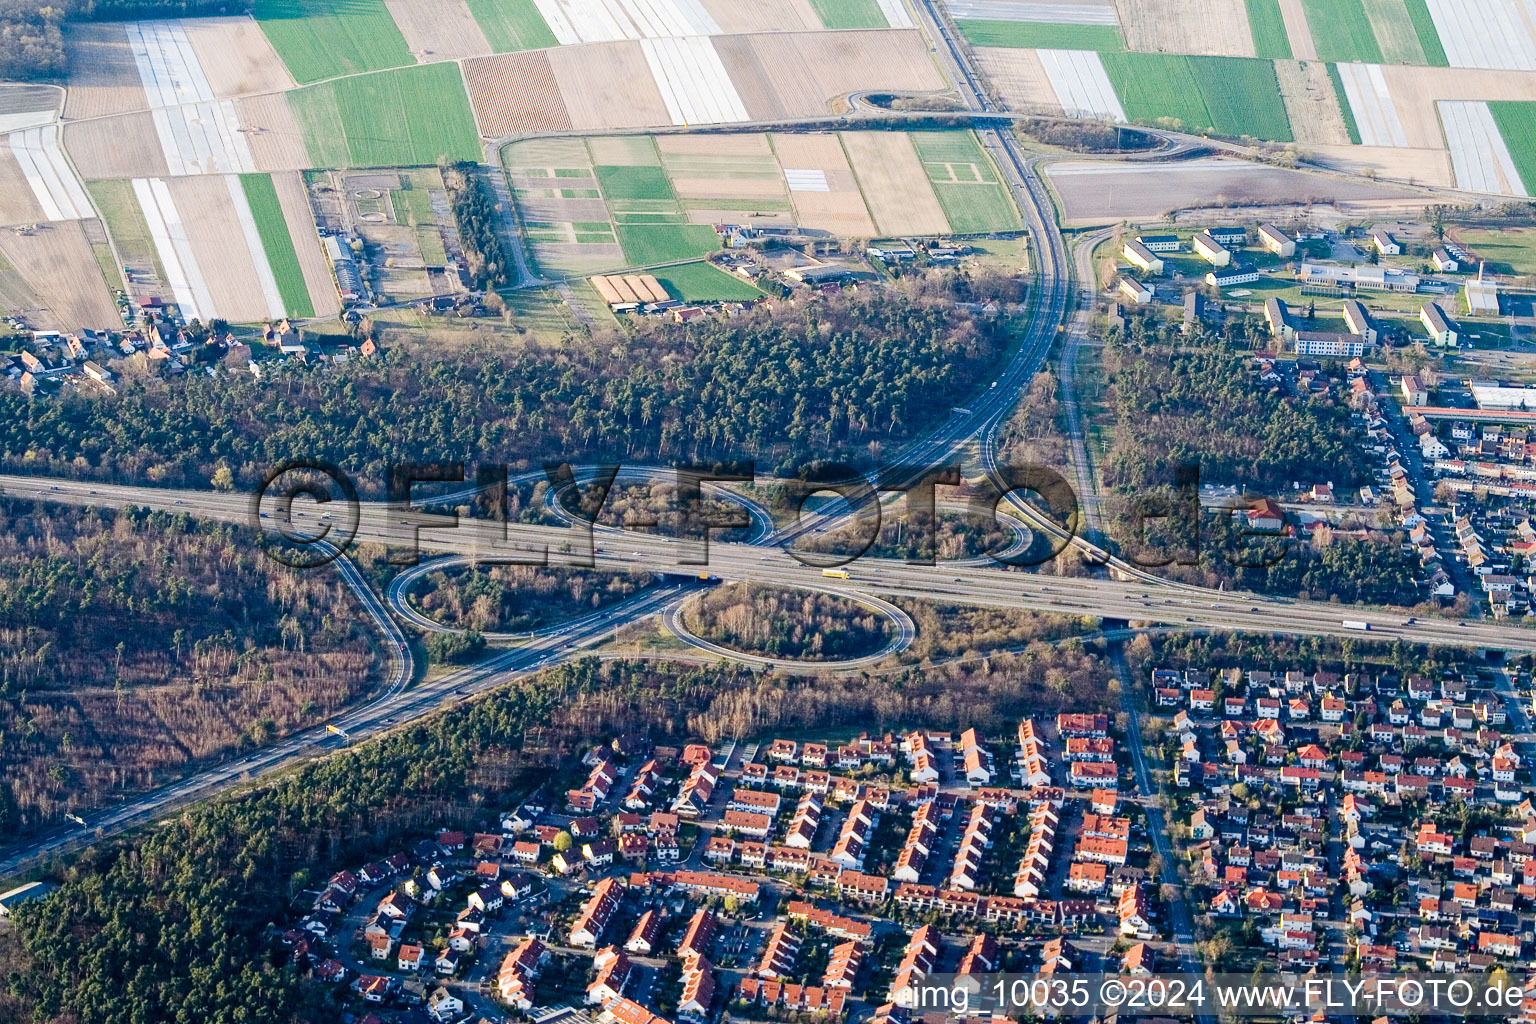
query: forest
[
  {"left": 683, "top": 583, "right": 894, "bottom": 661},
  {"left": 445, "top": 163, "right": 514, "bottom": 290},
  {"left": 0, "top": 498, "right": 377, "bottom": 839},
  {"left": 411, "top": 564, "right": 652, "bottom": 633},
  {"left": 1100, "top": 315, "right": 1371, "bottom": 495},
  {"left": 0, "top": 651, "right": 1111, "bottom": 1024},
  {"left": 2, "top": 274, "right": 1016, "bottom": 491},
  {"left": 0, "top": 0, "right": 246, "bottom": 80}
]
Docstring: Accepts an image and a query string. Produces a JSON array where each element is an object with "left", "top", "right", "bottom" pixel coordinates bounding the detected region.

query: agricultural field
[
  {"left": 1301, "top": 0, "right": 1382, "bottom": 63},
  {"left": 655, "top": 261, "right": 764, "bottom": 302},
  {"left": 808, "top": 0, "right": 888, "bottom": 28},
  {"left": 1100, "top": 53, "right": 1293, "bottom": 140},
  {"left": 1489, "top": 101, "right": 1536, "bottom": 193},
  {"left": 0, "top": 221, "right": 122, "bottom": 332},
  {"left": 466, "top": 0, "right": 559, "bottom": 50},
  {"left": 253, "top": 0, "right": 413, "bottom": 83},
  {"left": 910, "top": 131, "right": 1021, "bottom": 233},
  {"left": 955, "top": 20, "right": 1123, "bottom": 49},
  {"left": 1245, "top": 0, "right": 1293, "bottom": 57},
  {"left": 1274, "top": 59, "right": 1352, "bottom": 145},
  {"left": 1402, "top": 0, "right": 1448, "bottom": 65},
  {"left": 240, "top": 173, "right": 315, "bottom": 318},
  {"left": 1116, "top": 0, "right": 1256, "bottom": 57},
  {"left": 288, "top": 63, "right": 482, "bottom": 169}
]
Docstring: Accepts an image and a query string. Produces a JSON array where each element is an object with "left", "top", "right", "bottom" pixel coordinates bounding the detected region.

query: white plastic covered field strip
[
  {"left": 532, "top": 0, "right": 718, "bottom": 41},
  {"left": 1037, "top": 48, "right": 1125, "bottom": 121},
  {"left": 530, "top": 0, "right": 583, "bottom": 43},
  {"left": 945, "top": 0, "right": 1117, "bottom": 23},
  {"left": 0, "top": 110, "right": 59, "bottom": 135},
  {"left": 641, "top": 36, "right": 749, "bottom": 125},
  {"left": 127, "top": 19, "right": 254, "bottom": 175},
  {"left": 1425, "top": 0, "right": 1536, "bottom": 70},
  {"left": 785, "top": 169, "right": 831, "bottom": 191},
  {"left": 875, "top": 0, "right": 915, "bottom": 28},
  {"left": 125, "top": 20, "right": 215, "bottom": 108},
  {"left": 9, "top": 126, "right": 92, "bottom": 221},
  {"left": 133, "top": 177, "right": 215, "bottom": 322},
  {"left": 1334, "top": 63, "right": 1408, "bottom": 148},
  {"left": 224, "top": 174, "right": 287, "bottom": 319},
  {"left": 1439, "top": 100, "right": 1528, "bottom": 195}
]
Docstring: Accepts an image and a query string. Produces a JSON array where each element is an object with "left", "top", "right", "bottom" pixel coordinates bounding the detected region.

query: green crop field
[
  {"left": 1402, "top": 0, "right": 1449, "bottom": 65},
  {"left": 239, "top": 173, "right": 314, "bottom": 318},
  {"left": 466, "top": 0, "right": 558, "bottom": 51},
  {"left": 614, "top": 224, "right": 720, "bottom": 266},
  {"left": 1301, "top": 0, "right": 1383, "bottom": 63},
  {"left": 289, "top": 63, "right": 482, "bottom": 168},
  {"left": 954, "top": 20, "right": 1123, "bottom": 50},
  {"left": 596, "top": 164, "right": 675, "bottom": 201},
  {"left": 87, "top": 179, "right": 166, "bottom": 281},
  {"left": 929, "top": 183, "right": 1020, "bottom": 234},
  {"left": 910, "top": 130, "right": 994, "bottom": 169},
  {"left": 808, "top": 0, "right": 886, "bottom": 28},
  {"left": 1490, "top": 102, "right": 1536, "bottom": 194},
  {"left": 1326, "top": 63, "right": 1363, "bottom": 143},
  {"left": 1101, "top": 53, "right": 1292, "bottom": 142},
  {"left": 655, "top": 261, "right": 763, "bottom": 302},
  {"left": 395, "top": 187, "right": 434, "bottom": 226},
  {"left": 1244, "top": 0, "right": 1293, "bottom": 58},
  {"left": 911, "top": 131, "right": 1019, "bottom": 233},
  {"left": 253, "top": 0, "right": 412, "bottom": 84}
]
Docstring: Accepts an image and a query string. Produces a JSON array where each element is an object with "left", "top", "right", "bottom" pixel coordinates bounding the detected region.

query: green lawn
[
  {"left": 1100, "top": 53, "right": 1292, "bottom": 142},
  {"left": 654, "top": 261, "right": 764, "bottom": 302},
  {"left": 595, "top": 164, "right": 675, "bottom": 201},
  {"left": 1326, "top": 63, "right": 1363, "bottom": 143},
  {"left": 1445, "top": 227, "right": 1536, "bottom": 276},
  {"left": 1301, "top": 0, "right": 1383, "bottom": 63},
  {"left": 252, "top": 0, "right": 412, "bottom": 84},
  {"left": 396, "top": 186, "right": 435, "bottom": 226},
  {"left": 910, "top": 130, "right": 995, "bottom": 172},
  {"left": 954, "top": 19, "right": 1123, "bottom": 50},
  {"left": 87, "top": 179, "right": 166, "bottom": 280},
  {"left": 807, "top": 0, "right": 887, "bottom": 28},
  {"left": 911, "top": 131, "right": 1019, "bottom": 233},
  {"left": 1490, "top": 102, "right": 1536, "bottom": 194},
  {"left": 1244, "top": 0, "right": 1293, "bottom": 58},
  {"left": 929, "top": 183, "right": 1021, "bottom": 233},
  {"left": 614, "top": 224, "right": 720, "bottom": 266},
  {"left": 289, "top": 63, "right": 482, "bottom": 168},
  {"left": 465, "top": 0, "right": 558, "bottom": 51},
  {"left": 239, "top": 173, "right": 314, "bottom": 318},
  {"left": 418, "top": 226, "right": 448, "bottom": 265},
  {"left": 1402, "top": 0, "right": 1449, "bottom": 65}
]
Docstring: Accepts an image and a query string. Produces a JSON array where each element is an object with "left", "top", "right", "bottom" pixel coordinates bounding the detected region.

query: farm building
[
  {"left": 1264, "top": 297, "right": 1292, "bottom": 340},
  {"left": 785, "top": 264, "right": 855, "bottom": 284},
  {"left": 1372, "top": 230, "right": 1400, "bottom": 255},
  {"left": 1466, "top": 269, "right": 1499, "bottom": 314},
  {"left": 591, "top": 274, "right": 671, "bottom": 310},
  {"left": 323, "top": 236, "right": 365, "bottom": 304},
  {"left": 1342, "top": 300, "right": 1377, "bottom": 346},
  {"left": 1118, "top": 277, "right": 1152, "bottom": 304},
  {"left": 1207, "top": 226, "right": 1246, "bottom": 247},
  {"left": 1123, "top": 239, "right": 1163, "bottom": 275},
  {"left": 1433, "top": 248, "right": 1460, "bottom": 273},
  {"left": 1294, "top": 332, "right": 1364, "bottom": 358},
  {"left": 1420, "top": 302, "right": 1460, "bottom": 348},
  {"left": 1258, "top": 224, "right": 1295, "bottom": 258},
  {"left": 1206, "top": 265, "right": 1257, "bottom": 288},
  {"left": 1472, "top": 384, "right": 1536, "bottom": 410},
  {"left": 1192, "top": 232, "right": 1230, "bottom": 267},
  {"left": 1136, "top": 234, "right": 1180, "bottom": 253}
]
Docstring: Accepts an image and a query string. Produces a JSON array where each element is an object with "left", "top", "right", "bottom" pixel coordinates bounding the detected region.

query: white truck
[{"left": 1341, "top": 620, "right": 1370, "bottom": 631}]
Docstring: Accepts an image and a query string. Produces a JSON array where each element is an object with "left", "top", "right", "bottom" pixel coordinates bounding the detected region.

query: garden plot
[
  {"left": 974, "top": 47, "right": 1062, "bottom": 112},
  {"left": 181, "top": 16, "right": 296, "bottom": 97},
  {"left": 0, "top": 221, "right": 120, "bottom": 331},
  {"left": 840, "top": 130, "right": 949, "bottom": 235},
  {"left": 1037, "top": 49, "right": 1125, "bottom": 119},
  {"left": 698, "top": 0, "right": 821, "bottom": 32},
  {"left": 658, "top": 134, "right": 791, "bottom": 224},
  {"left": 1439, "top": 99, "right": 1527, "bottom": 194},
  {"left": 770, "top": 132, "right": 877, "bottom": 236},
  {"left": 505, "top": 138, "right": 622, "bottom": 274},
  {"left": 1274, "top": 59, "right": 1351, "bottom": 145},
  {"left": 1335, "top": 63, "right": 1408, "bottom": 146},
  {"left": 713, "top": 29, "right": 945, "bottom": 120},
  {"left": 550, "top": 41, "right": 673, "bottom": 128},
  {"left": 466, "top": 51, "right": 573, "bottom": 136},
  {"left": 336, "top": 171, "right": 436, "bottom": 302},
  {"left": 61, "top": 23, "right": 147, "bottom": 120},
  {"left": 1115, "top": 0, "right": 1256, "bottom": 56},
  {"left": 1424, "top": 0, "right": 1536, "bottom": 70},
  {"left": 640, "top": 35, "right": 750, "bottom": 124},
  {"left": 384, "top": 0, "right": 492, "bottom": 59},
  {"left": 10, "top": 126, "right": 94, "bottom": 220},
  {"left": 531, "top": 0, "right": 720, "bottom": 43},
  {"left": 126, "top": 20, "right": 258, "bottom": 175}
]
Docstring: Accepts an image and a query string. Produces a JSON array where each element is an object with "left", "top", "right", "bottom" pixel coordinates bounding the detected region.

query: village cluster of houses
[{"left": 1151, "top": 661, "right": 1536, "bottom": 974}]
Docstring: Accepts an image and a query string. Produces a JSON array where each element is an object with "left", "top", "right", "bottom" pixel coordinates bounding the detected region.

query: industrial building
[
  {"left": 0, "top": 882, "right": 55, "bottom": 917},
  {"left": 1192, "top": 231, "right": 1231, "bottom": 267},
  {"left": 1465, "top": 267, "right": 1499, "bottom": 314},
  {"left": 1471, "top": 383, "right": 1536, "bottom": 410},
  {"left": 1258, "top": 224, "right": 1295, "bottom": 257},
  {"left": 1420, "top": 302, "right": 1460, "bottom": 348},
  {"left": 590, "top": 273, "right": 672, "bottom": 310},
  {"left": 1123, "top": 239, "right": 1163, "bottom": 275}
]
